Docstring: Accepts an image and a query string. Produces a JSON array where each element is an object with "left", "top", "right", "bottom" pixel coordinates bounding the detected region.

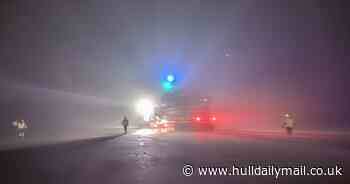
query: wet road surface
[{"left": 1, "top": 129, "right": 349, "bottom": 184}]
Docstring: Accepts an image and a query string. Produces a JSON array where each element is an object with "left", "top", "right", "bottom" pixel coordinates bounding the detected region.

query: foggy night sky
[{"left": 0, "top": 0, "right": 349, "bottom": 130}]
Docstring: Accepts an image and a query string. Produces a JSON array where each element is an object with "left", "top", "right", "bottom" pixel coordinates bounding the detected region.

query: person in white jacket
[
  {"left": 282, "top": 113, "right": 294, "bottom": 135},
  {"left": 13, "top": 119, "right": 28, "bottom": 138}
]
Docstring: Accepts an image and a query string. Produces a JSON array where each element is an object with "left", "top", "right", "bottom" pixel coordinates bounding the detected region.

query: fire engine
[{"left": 150, "top": 92, "right": 216, "bottom": 131}]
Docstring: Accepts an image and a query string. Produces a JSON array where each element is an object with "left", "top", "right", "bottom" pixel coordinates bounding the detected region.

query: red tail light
[
  {"left": 195, "top": 117, "right": 201, "bottom": 121},
  {"left": 211, "top": 116, "right": 217, "bottom": 121}
]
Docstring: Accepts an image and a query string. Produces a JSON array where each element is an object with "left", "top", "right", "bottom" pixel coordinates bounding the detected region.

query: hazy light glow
[
  {"left": 167, "top": 74, "right": 175, "bottom": 82},
  {"left": 135, "top": 98, "right": 155, "bottom": 121},
  {"left": 133, "top": 129, "right": 156, "bottom": 136},
  {"left": 162, "top": 81, "right": 173, "bottom": 91}
]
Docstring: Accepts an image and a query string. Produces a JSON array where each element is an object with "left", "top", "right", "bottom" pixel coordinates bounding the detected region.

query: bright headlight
[{"left": 135, "top": 98, "right": 155, "bottom": 121}]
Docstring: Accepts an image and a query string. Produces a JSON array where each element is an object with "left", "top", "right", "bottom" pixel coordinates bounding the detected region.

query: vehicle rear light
[
  {"left": 195, "top": 117, "right": 201, "bottom": 121},
  {"left": 212, "top": 117, "right": 216, "bottom": 121}
]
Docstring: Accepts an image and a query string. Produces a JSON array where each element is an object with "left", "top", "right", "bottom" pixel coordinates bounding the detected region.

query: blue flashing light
[
  {"left": 162, "top": 81, "right": 173, "bottom": 92},
  {"left": 166, "top": 74, "right": 175, "bottom": 83}
]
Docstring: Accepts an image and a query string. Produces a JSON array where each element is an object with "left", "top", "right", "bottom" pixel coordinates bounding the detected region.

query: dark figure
[
  {"left": 122, "top": 116, "right": 129, "bottom": 133},
  {"left": 286, "top": 127, "right": 293, "bottom": 135}
]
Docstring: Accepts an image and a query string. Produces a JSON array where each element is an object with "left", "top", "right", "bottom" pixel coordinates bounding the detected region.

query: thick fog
[{"left": 0, "top": 0, "right": 349, "bottom": 134}]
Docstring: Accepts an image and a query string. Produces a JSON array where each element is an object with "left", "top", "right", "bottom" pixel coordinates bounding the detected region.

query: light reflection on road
[
  {"left": 133, "top": 128, "right": 175, "bottom": 136},
  {"left": 133, "top": 129, "right": 156, "bottom": 136}
]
